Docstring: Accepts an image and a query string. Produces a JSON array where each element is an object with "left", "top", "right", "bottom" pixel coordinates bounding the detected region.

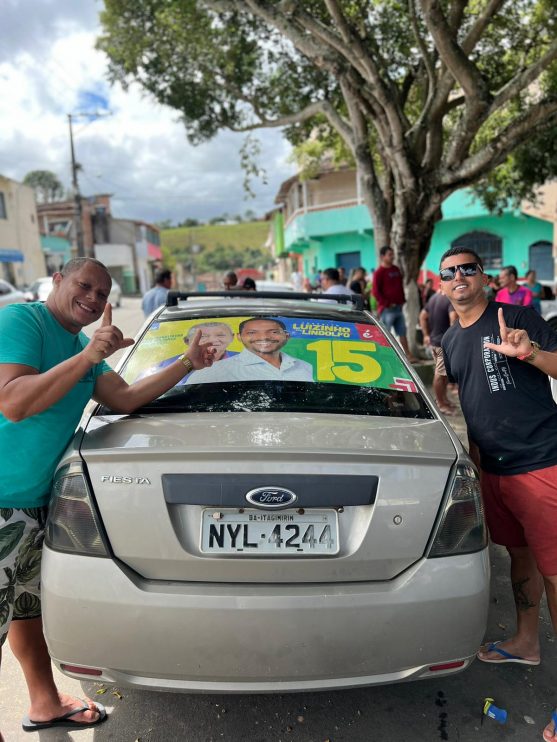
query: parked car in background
[
  {"left": 42, "top": 291, "right": 489, "bottom": 694},
  {"left": 0, "top": 279, "right": 27, "bottom": 308},
  {"left": 25, "top": 276, "right": 55, "bottom": 303},
  {"left": 256, "top": 279, "right": 294, "bottom": 292},
  {"left": 25, "top": 276, "right": 122, "bottom": 307}
]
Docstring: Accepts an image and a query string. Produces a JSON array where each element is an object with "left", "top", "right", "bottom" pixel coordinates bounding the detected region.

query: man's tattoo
[{"left": 512, "top": 577, "right": 537, "bottom": 611}]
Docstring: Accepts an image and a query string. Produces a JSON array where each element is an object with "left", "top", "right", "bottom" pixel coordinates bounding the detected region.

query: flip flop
[
  {"left": 22, "top": 702, "right": 107, "bottom": 732},
  {"left": 477, "top": 641, "right": 540, "bottom": 666},
  {"left": 438, "top": 405, "right": 456, "bottom": 416}
]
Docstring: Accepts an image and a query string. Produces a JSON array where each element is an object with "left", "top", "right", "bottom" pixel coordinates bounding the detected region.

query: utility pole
[{"left": 68, "top": 113, "right": 85, "bottom": 257}]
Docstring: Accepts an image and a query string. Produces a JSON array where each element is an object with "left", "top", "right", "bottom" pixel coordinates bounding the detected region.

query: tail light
[
  {"left": 428, "top": 463, "right": 487, "bottom": 557},
  {"left": 45, "top": 462, "right": 109, "bottom": 557}
]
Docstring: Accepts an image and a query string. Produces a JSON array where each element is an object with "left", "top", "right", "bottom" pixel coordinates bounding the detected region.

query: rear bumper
[{"left": 42, "top": 546, "right": 489, "bottom": 693}]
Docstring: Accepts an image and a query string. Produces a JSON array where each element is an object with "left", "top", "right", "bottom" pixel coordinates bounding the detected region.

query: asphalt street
[{"left": 1, "top": 298, "right": 556, "bottom": 741}]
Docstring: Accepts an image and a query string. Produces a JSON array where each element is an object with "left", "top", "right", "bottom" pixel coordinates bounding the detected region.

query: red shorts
[{"left": 481, "top": 465, "right": 557, "bottom": 576}]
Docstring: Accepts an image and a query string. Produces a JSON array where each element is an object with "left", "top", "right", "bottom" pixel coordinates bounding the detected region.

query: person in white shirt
[
  {"left": 291, "top": 270, "right": 303, "bottom": 291},
  {"left": 321, "top": 268, "right": 353, "bottom": 296},
  {"left": 186, "top": 317, "right": 313, "bottom": 383}
]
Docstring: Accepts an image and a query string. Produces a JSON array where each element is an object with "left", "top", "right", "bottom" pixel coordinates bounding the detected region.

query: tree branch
[
  {"left": 228, "top": 99, "right": 353, "bottom": 145},
  {"left": 339, "top": 76, "right": 390, "bottom": 233},
  {"left": 439, "top": 100, "right": 557, "bottom": 187},
  {"left": 490, "top": 39, "right": 557, "bottom": 114},
  {"left": 289, "top": 0, "right": 410, "bottom": 140},
  {"left": 447, "top": 0, "right": 469, "bottom": 33},
  {"left": 460, "top": 0, "right": 506, "bottom": 55},
  {"left": 207, "top": 0, "right": 417, "bottom": 200},
  {"left": 405, "top": 0, "right": 438, "bottom": 144},
  {"left": 424, "top": 0, "right": 505, "bottom": 149},
  {"left": 420, "top": 0, "right": 490, "bottom": 104},
  {"left": 408, "top": 0, "right": 435, "bottom": 97}
]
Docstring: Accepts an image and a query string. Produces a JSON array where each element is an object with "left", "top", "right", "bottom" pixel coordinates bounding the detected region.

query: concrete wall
[{"left": 0, "top": 175, "right": 46, "bottom": 285}]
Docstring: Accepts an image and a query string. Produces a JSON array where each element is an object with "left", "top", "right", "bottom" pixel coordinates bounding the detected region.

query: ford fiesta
[{"left": 41, "top": 291, "right": 489, "bottom": 693}]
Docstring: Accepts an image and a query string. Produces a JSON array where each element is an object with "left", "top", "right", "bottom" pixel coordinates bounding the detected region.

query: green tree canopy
[
  {"left": 194, "top": 243, "right": 271, "bottom": 272},
  {"left": 98, "top": 0, "right": 557, "bottom": 345},
  {"left": 23, "top": 170, "right": 64, "bottom": 203}
]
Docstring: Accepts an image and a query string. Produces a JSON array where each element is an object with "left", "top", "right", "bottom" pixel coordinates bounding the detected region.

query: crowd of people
[{"left": 140, "top": 262, "right": 552, "bottom": 384}]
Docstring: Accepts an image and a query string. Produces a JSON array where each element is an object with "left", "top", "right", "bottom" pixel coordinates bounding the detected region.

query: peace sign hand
[
  {"left": 84, "top": 303, "right": 135, "bottom": 364},
  {"left": 483, "top": 307, "right": 532, "bottom": 358}
]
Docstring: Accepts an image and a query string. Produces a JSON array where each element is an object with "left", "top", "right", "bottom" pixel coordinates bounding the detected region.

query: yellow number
[
  {"left": 307, "top": 341, "right": 382, "bottom": 383},
  {"left": 307, "top": 340, "right": 335, "bottom": 381},
  {"left": 332, "top": 341, "right": 382, "bottom": 382}
]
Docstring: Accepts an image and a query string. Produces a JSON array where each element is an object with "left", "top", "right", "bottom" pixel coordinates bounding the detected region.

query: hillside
[{"left": 161, "top": 221, "right": 270, "bottom": 254}]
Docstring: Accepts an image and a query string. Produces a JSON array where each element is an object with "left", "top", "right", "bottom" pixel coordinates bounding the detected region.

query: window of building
[
  {"left": 0, "top": 193, "right": 6, "bottom": 219},
  {"left": 451, "top": 231, "right": 502, "bottom": 272}
]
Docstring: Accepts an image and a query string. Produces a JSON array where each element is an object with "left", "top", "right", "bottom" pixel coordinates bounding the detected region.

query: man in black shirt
[{"left": 439, "top": 247, "right": 557, "bottom": 742}]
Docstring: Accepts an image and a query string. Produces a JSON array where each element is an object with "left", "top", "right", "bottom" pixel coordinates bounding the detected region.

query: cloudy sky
[{"left": 0, "top": 0, "right": 295, "bottom": 225}]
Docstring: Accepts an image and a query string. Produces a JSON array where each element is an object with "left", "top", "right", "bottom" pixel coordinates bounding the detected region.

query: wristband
[
  {"left": 179, "top": 354, "right": 194, "bottom": 374},
  {"left": 517, "top": 340, "right": 541, "bottom": 362}
]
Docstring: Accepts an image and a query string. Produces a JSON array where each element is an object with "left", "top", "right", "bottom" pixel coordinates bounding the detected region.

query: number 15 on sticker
[{"left": 306, "top": 341, "right": 382, "bottom": 383}]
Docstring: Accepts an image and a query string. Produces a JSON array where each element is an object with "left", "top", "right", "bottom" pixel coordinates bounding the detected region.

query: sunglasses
[{"left": 439, "top": 262, "right": 484, "bottom": 282}]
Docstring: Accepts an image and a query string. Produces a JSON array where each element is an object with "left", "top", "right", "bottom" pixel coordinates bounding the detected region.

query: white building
[{"left": 0, "top": 175, "right": 46, "bottom": 285}]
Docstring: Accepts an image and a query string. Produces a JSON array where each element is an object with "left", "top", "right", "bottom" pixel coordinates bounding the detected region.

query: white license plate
[{"left": 201, "top": 509, "right": 339, "bottom": 556}]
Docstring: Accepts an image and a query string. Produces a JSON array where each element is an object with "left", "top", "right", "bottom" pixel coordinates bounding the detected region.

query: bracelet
[
  {"left": 517, "top": 340, "right": 541, "bottom": 362},
  {"left": 178, "top": 354, "right": 194, "bottom": 374}
]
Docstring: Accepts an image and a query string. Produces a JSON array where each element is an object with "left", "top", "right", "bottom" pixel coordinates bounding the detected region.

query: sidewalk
[{"left": 414, "top": 360, "right": 468, "bottom": 445}]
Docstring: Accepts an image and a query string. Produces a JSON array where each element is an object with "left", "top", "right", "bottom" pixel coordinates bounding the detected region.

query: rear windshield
[{"left": 116, "top": 314, "right": 433, "bottom": 418}]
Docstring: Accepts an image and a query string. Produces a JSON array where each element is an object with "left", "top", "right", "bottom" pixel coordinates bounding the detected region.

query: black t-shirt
[
  {"left": 424, "top": 293, "right": 453, "bottom": 346},
  {"left": 442, "top": 301, "right": 557, "bottom": 475}
]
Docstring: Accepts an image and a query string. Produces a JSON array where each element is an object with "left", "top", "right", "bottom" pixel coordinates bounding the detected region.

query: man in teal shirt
[{"left": 0, "top": 258, "right": 214, "bottom": 734}]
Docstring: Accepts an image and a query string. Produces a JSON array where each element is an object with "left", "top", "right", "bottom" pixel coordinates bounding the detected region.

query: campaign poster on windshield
[{"left": 121, "top": 316, "right": 417, "bottom": 392}]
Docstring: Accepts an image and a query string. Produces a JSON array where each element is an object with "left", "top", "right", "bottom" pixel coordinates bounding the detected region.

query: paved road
[{"left": 2, "top": 299, "right": 556, "bottom": 741}]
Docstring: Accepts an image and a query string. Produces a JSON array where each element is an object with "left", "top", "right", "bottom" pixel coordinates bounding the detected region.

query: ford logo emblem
[{"left": 246, "top": 487, "right": 297, "bottom": 509}]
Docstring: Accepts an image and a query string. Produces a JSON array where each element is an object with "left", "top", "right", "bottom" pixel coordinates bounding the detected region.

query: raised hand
[
  {"left": 185, "top": 328, "right": 216, "bottom": 369},
  {"left": 483, "top": 307, "right": 532, "bottom": 358},
  {"left": 84, "top": 303, "right": 135, "bottom": 364}
]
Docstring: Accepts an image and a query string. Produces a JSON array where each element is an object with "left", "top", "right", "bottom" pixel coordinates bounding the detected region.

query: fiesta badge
[{"left": 246, "top": 487, "right": 297, "bottom": 509}]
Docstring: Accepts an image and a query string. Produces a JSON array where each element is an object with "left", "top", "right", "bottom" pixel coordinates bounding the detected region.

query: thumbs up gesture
[{"left": 84, "top": 303, "right": 135, "bottom": 364}]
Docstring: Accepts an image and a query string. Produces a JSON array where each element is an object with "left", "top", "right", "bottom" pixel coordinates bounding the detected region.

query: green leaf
[
  {"left": 0, "top": 522, "right": 25, "bottom": 561},
  {"left": 14, "top": 591, "right": 41, "bottom": 619},
  {"left": 0, "top": 576, "right": 14, "bottom": 625},
  {"left": 19, "top": 526, "right": 44, "bottom": 554},
  {"left": 0, "top": 586, "right": 15, "bottom": 606},
  {"left": 0, "top": 600, "right": 10, "bottom": 627},
  {"left": 0, "top": 508, "right": 14, "bottom": 522},
  {"left": 21, "top": 508, "right": 40, "bottom": 518},
  {"left": 16, "top": 552, "right": 42, "bottom": 586}
]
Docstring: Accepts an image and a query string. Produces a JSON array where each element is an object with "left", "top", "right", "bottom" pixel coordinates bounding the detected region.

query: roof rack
[{"left": 165, "top": 290, "right": 364, "bottom": 311}]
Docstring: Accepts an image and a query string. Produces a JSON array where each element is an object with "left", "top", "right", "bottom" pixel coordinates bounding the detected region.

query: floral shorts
[{"left": 0, "top": 506, "right": 47, "bottom": 647}]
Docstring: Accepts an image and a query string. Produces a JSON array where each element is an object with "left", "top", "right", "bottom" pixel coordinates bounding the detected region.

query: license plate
[{"left": 201, "top": 509, "right": 339, "bottom": 556}]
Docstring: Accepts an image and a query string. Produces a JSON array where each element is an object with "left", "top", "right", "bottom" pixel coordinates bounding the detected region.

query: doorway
[
  {"left": 529, "top": 241, "right": 554, "bottom": 280},
  {"left": 336, "top": 251, "right": 361, "bottom": 274}
]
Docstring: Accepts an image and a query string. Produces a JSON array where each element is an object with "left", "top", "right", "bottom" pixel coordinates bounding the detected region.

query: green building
[{"left": 275, "top": 169, "right": 555, "bottom": 282}]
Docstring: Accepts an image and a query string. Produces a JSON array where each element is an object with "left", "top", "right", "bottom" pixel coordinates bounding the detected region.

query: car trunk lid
[{"left": 81, "top": 412, "right": 457, "bottom": 582}]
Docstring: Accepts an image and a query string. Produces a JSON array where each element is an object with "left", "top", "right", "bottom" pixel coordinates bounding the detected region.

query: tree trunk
[{"left": 389, "top": 200, "right": 441, "bottom": 356}]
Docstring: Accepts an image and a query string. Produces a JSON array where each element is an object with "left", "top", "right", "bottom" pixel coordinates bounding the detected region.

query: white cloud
[{"left": 0, "top": 0, "right": 295, "bottom": 224}]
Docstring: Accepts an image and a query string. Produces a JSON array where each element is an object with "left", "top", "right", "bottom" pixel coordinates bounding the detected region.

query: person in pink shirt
[{"left": 496, "top": 265, "right": 533, "bottom": 307}]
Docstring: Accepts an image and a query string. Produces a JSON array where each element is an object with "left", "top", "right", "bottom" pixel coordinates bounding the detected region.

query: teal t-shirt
[{"left": 0, "top": 302, "right": 111, "bottom": 508}]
